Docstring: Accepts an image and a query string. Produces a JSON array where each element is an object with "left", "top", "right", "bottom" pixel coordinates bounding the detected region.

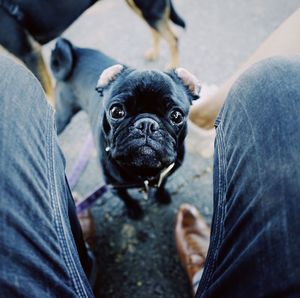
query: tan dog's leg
[
  {"left": 34, "top": 52, "right": 54, "bottom": 106},
  {"left": 145, "top": 28, "right": 161, "bottom": 61},
  {"left": 23, "top": 42, "right": 54, "bottom": 106},
  {"left": 125, "top": 0, "right": 180, "bottom": 67},
  {"left": 0, "top": 9, "right": 54, "bottom": 106},
  {"left": 156, "top": 20, "right": 179, "bottom": 69},
  {"left": 125, "top": 0, "right": 161, "bottom": 61}
]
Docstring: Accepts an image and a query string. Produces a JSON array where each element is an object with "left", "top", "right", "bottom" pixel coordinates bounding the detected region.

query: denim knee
[
  {"left": 215, "top": 55, "right": 300, "bottom": 191},
  {"left": 0, "top": 55, "right": 50, "bottom": 114},
  {"left": 0, "top": 55, "right": 93, "bottom": 297},
  {"left": 197, "top": 55, "right": 300, "bottom": 298},
  {"left": 216, "top": 55, "right": 300, "bottom": 129}
]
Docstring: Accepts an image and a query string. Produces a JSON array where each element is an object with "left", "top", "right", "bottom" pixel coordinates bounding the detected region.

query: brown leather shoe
[{"left": 175, "top": 203, "right": 210, "bottom": 294}]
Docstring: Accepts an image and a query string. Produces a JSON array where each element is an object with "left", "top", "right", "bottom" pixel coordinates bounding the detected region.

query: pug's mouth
[{"left": 113, "top": 143, "right": 173, "bottom": 179}]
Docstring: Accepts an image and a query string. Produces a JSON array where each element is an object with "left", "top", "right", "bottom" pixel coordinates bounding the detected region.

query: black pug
[
  {"left": 0, "top": 0, "right": 185, "bottom": 102},
  {"left": 51, "top": 38, "right": 200, "bottom": 219}
]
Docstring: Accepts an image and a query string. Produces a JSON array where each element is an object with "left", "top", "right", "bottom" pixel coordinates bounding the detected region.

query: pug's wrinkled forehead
[
  {"left": 96, "top": 64, "right": 201, "bottom": 110},
  {"left": 110, "top": 70, "right": 189, "bottom": 114}
]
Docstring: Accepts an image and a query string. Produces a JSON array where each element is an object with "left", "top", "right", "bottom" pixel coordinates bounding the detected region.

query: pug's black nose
[{"left": 134, "top": 117, "right": 159, "bottom": 133}]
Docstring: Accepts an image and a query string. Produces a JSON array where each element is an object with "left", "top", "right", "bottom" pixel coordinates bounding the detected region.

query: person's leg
[
  {"left": 0, "top": 55, "right": 93, "bottom": 297},
  {"left": 196, "top": 56, "right": 300, "bottom": 297},
  {"left": 190, "top": 8, "right": 300, "bottom": 129}
]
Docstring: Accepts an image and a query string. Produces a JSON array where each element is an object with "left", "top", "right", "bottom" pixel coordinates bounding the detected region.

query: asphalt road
[{"left": 5, "top": 0, "right": 300, "bottom": 297}]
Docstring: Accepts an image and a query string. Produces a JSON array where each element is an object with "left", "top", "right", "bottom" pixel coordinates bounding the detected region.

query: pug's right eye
[{"left": 109, "top": 104, "right": 125, "bottom": 119}]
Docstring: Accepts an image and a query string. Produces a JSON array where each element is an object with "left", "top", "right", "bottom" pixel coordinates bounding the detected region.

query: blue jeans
[
  {"left": 197, "top": 56, "right": 300, "bottom": 297},
  {"left": 0, "top": 55, "right": 299, "bottom": 297},
  {"left": 0, "top": 56, "right": 94, "bottom": 297}
]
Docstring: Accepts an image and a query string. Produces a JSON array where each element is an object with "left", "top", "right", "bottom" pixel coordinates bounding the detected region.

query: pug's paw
[
  {"left": 156, "top": 188, "right": 172, "bottom": 204},
  {"left": 126, "top": 201, "right": 144, "bottom": 220}
]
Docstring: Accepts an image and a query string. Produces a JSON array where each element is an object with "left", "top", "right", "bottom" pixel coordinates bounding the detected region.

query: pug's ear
[
  {"left": 175, "top": 68, "right": 201, "bottom": 102},
  {"left": 51, "top": 38, "right": 74, "bottom": 81},
  {"left": 96, "top": 64, "right": 125, "bottom": 96}
]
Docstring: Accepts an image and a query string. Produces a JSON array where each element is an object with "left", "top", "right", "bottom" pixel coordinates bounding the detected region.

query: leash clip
[{"left": 143, "top": 180, "right": 150, "bottom": 200}]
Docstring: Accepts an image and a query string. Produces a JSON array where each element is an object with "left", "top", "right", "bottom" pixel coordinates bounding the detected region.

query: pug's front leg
[
  {"left": 155, "top": 182, "right": 172, "bottom": 204},
  {"left": 116, "top": 189, "right": 144, "bottom": 219}
]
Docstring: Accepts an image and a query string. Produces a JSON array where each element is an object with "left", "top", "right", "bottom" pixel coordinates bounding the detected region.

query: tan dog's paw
[
  {"left": 145, "top": 48, "right": 159, "bottom": 61},
  {"left": 165, "top": 59, "right": 179, "bottom": 70}
]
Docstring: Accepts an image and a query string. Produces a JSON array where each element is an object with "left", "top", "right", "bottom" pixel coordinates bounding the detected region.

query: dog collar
[
  {"left": 76, "top": 162, "right": 175, "bottom": 214},
  {"left": 141, "top": 162, "right": 175, "bottom": 200},
  {"left": 110, "top": 162, "right": 175, "bottom": 195}
]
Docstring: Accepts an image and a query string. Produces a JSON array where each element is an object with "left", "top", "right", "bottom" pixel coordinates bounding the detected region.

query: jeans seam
[
  {"left": 47, "top": 109, "right": 89, "bottom": 297},
  {"left": 200, "top": 125, "right": 227, "bottom": 295},
  {"left": 46, "top": 108, "right": 81, "bottom": 296},
  {"left": 226, "top": 84, "right": 265, "bottom": 191}
]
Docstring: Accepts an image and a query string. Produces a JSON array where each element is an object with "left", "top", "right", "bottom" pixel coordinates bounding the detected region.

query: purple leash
[
  {"left": 66, "top": 133, "right": 109, "bottom": 214},
  {"left": 75, "top": 180, "right": 150, "bottom": 214},
  {"left": 76, "top": 185, "right": 109, "bottom": 214},
  {"left": 67, "top": 133, "right": 94, "bottom": 190}
]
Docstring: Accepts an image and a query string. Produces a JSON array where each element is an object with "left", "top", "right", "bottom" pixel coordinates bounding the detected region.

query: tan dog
[{"left": 126, "top": 0, "right": 185, "bottom": 68}]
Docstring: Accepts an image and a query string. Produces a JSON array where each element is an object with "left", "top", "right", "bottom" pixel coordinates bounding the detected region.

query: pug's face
[{"left": 97, "top": 65, "right": 200, "bottom": 180}]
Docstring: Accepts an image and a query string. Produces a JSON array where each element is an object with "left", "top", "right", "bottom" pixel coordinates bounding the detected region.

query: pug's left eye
[
  {"left": 110, "top": 104, "right": 125, "bottom": 119},
  {"left": 170, "top": 110, "right": 184, "bottom": 125}
]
